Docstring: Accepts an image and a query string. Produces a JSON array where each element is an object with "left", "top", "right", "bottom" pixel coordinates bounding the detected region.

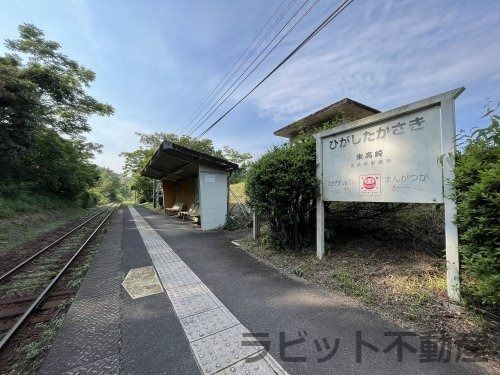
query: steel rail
[
  {"left": 0, "top": 206, "right": 112, "bottom": 282},
  {"left": 0, "top": 204, "right": 118, "bottom": 352}
]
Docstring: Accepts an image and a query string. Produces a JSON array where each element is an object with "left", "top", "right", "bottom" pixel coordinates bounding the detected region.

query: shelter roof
[
  {"left": 141, "top": 141, "right": 239, "bottom": 181},
  {"left": 274, "top": 98, "right": 379, "bottom": 138}
]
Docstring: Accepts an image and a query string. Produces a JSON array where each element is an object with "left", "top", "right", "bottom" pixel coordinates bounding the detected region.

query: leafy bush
[
  {"left": 454, "top": 114, "right": 499, "bottom": 307},
  {"left": 246, "top": 138, "right": 318, "bottom": 249}
]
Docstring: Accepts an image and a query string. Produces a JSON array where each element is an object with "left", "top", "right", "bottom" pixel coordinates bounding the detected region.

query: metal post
[
  {"left": 316, "top": 135, "right": 325, "bottom": 259},
  {"left": 316, "top": 199, "right": 325, "bottom": 259},
  {"left": 227, "top": 172, "right": 230, "bottom": 219},
  {"left": 441, "top": 96, "right": 461, "bottom": 302},
  {"left": 252, "top": 211, "right": 260, "bottom": 240}
]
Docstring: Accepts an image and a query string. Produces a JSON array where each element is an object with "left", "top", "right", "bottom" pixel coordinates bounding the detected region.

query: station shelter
[{"left": 141, "top": 141, "right": 238, "bottom": 231}]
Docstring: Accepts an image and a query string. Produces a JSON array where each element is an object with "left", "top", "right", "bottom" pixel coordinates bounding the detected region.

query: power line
[
  {"left": 196, "top": 0, "right": 354, "bottom": 139},
  {"left": 176, "top": 0, "right": 289, "bottom": 134},
  {"left": 181, "top": 0, "right": 298, "bottom": 135},
  {"left": 186, "top": 0, "right": 312, "bottom": 136},
  {"left": 180, "top": 0, "right": 300, "bottom": 135},
  {"left": 186, "top": 0, "right": 317, "bottom": 136},
  {"left": 187, "top": 0, "right": 321, "bottom": 137},
  {"left": 175, "top": 0, "right": 290, "bottom": 134}
]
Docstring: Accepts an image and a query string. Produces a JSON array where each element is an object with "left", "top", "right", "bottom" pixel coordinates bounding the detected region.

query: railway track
[
  {"left": 0, "top": 204, "right": 118, "bottom": 355},
  {"left": 0, "top": 206, "right": 111, "bottom": 282}
]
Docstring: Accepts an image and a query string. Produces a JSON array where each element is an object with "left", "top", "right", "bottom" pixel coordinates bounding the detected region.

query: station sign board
[
  {"left": 315, "top": 88, "right": 465, "bottom": 302},
  {"left": 321, "top": 106, "right": 443, "bottom": 203}
]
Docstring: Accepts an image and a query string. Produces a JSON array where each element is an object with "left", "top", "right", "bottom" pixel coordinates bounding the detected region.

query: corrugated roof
[{"left": 141, "top": 141, "right": 239, "bottom": 181}]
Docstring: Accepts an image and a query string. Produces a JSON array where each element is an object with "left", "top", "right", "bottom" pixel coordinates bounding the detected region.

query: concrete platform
[{"left": 39, "top": 206, "right": 486, "bottom": 375}]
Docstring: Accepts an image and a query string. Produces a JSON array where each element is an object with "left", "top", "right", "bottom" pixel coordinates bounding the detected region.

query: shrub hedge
[
  {"left": 246, "top": 137, "right": 318, "bottom": 249},
  {"left": 454, "top": 115, "right": 499, "bottom": 307}
]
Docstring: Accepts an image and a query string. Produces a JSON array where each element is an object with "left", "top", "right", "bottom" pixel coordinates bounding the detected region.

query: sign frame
[{"left": 315, "top": 88, "right": 464, "bottom": 302}]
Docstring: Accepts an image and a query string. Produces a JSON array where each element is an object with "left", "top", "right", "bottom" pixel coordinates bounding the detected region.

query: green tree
[
  {"left": 91, "top": 167, "right": 124, "bottom": 203},
  {"left": 118, "top": 175, "right": 133, "bottom": 202},
  {"left": 135, "top": 132, "right": 224, "bottom": 157},
  {"left": 222, "top": 146, "right": 252, "bottom": 183},
  {"left": 28, "top": 129, "right": 100, "bottom": 198},
  {"left": 4, "top": 24, "right": 113, "bottom": 135},
  {"left": 0, "top": 24, "right": 113, "bottom": 205},
  {"left": 120, "top": 146, "right": 155, "bottom": 203},
  {"left": 0, "top": 55, "right": 41, "bottom": 175},
  {"left": 245, "top": 119, "right": 339, "bottom": 249}
]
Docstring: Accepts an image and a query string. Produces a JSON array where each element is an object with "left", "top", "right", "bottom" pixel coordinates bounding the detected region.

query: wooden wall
[
  {"left": 175, "top": 178, "right": 196, "bottom": 210},
  {"left": 162, "top": 180, "right": 176, "bottom": 208},
  {"left": 162, "top": 177, "right": 198, "bottom": 211}
]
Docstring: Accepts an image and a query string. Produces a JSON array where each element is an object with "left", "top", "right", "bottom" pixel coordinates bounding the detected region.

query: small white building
[{"left": 142, "top": 141, "right": 238, "bottom": 230}]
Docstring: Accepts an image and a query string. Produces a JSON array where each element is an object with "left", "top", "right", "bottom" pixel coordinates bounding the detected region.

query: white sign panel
[
  {"left": 321, "top": 106, "right": 443, "bottom": 203},
  {"left": 316, "top": 88, "right": 464, "bottom": 302},
  {"left": 204, "top": 174, "right": 215, "bottom": 183}
]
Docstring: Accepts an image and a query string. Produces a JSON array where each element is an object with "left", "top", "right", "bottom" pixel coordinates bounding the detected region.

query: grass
[
  {"left": 143, "top": 202, "right": 163, "bottom": 213},
  {"left": 0, "top": 188, "right": 77, "bottom": 219},
  {"left": 2, "top": 208, "right": 115, "bottom": 375},
  {"left": 0, "top": 236, "right": 82, "bottom": 296},
  {"left": 229, "top": 182, "right": 247, "bottom": 204},
  {"left": 329, "top": 261, "right": 373, "bottom": 303},
  {"left": 66, "top": 251, "right": 97, "bottom": 289},
  {"left": 292, "top": 264, "right": 313, "bottom": 277},
  {"left": 10, "top": 317, "right": 65, "bottom": 374},
  {"left": 0, "top": 183, "right": 105, "bottom": 253},
  {"left": 4, "top": 211, "right": 114, "bottom": 375},
  {"left": 0, "top": 204, "right": 102, "bottom": 254},
  {"left": 240, "top": 226, "right": 445, "bottom": 318},
  {"left": 0, "top": 269, "right": 58, "bottom": 296}
]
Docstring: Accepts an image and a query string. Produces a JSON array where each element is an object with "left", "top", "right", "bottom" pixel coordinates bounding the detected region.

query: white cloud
[{"left": 249, "top": 0, "right": 500, "bottom": 123}]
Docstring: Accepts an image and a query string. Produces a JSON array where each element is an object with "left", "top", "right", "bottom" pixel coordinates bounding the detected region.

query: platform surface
[{"left": 39, "top": 206, "right": 485, "bottom": 375}]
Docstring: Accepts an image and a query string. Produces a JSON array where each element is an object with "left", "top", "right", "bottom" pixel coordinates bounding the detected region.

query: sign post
[
  {"left": 315, "top": 88, "right": 464, "bottom": 302},
  {"left": 316, "top": 134, "right": 325, "bottom": 259},
  {"left": 440, "top": 96, "right": 461, "bottom": 302}
]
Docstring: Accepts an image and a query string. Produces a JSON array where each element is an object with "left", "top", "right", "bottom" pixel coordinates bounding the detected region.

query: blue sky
[{"left": 1, "top": 0, "right": 499, "bottom": 172}]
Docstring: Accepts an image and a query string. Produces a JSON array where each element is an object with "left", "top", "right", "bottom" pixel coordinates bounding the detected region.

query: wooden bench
[
  {"left": 179, "top": 203, "right": 199, "bottom": 221},
  {"left": 189, "top": 205, "right": 201, "bottom": 223},
  {"left": 165, "top": 202, "right": 185, "bottom": 215},
  {"left": 189, "top": 204, "right": 201, "bottom": 223}
]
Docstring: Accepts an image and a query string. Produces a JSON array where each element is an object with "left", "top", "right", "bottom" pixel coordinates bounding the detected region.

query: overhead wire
[
  {"left": 180, "top": 0, "right": 301, "bottom": 135},
  {"left": 195, "top": 0, "right": 354, "bottom": 139},
  {"left": 187, "top": 0, "right": 321, "bottom": 137},
  {"left": 185, "top": 0, "right": 316, "bottom": 136},
  {"left": 175, "top": 0, "right": 290, "bottom": 134}
]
